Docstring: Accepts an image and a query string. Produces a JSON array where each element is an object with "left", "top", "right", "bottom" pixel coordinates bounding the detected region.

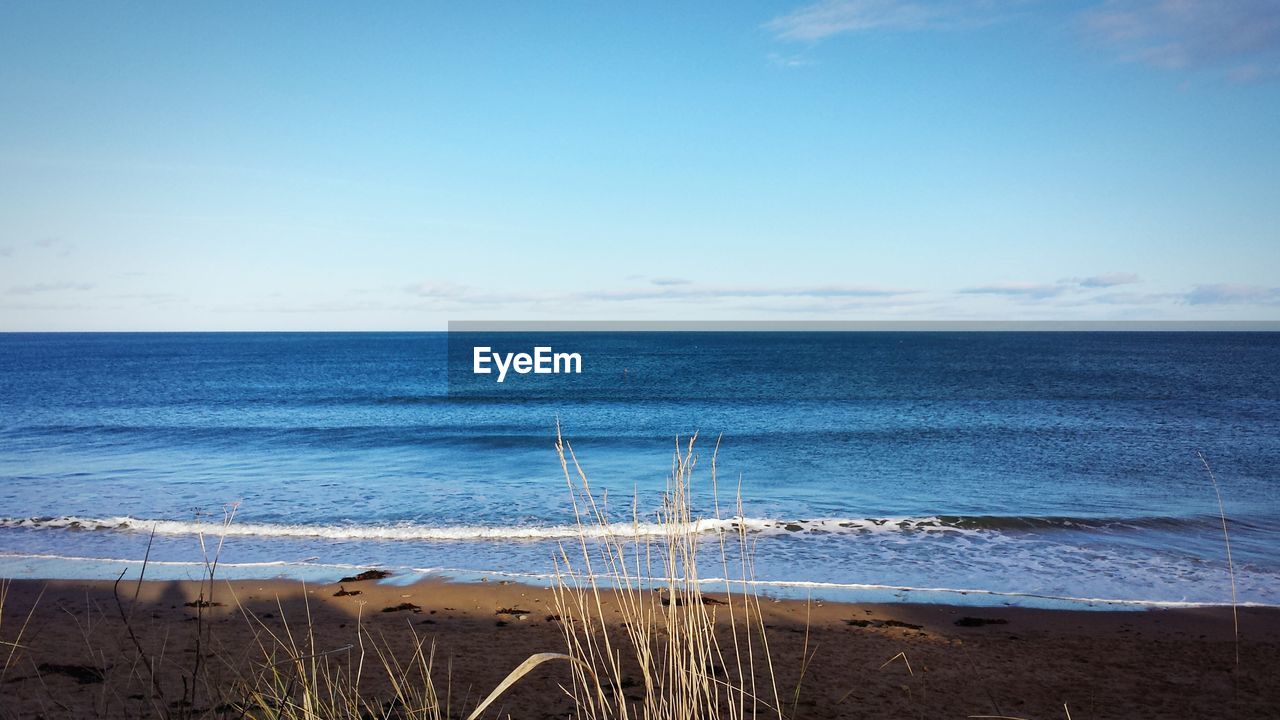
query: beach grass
[
  {"left": 1, "top": 579, "right": 42, "bottom": 683},
  {"left": 225, "top": 427, "right": 788, "bottom": 719},
  {"left": 547, "top": 426, "right": 784, "bottom": 720}
]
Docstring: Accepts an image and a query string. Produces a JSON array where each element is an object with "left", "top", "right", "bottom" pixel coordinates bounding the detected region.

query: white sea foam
[
  {"left": 695, "top": 577, "right": 1278, "bottom": 609},
  {"left": 0, "top": 515, "right": 746, "bottom": 540},
  {"left": 0, "top": 514, "right": 987, "bottom": 541},
  {"left": 0, "top": 551, "right": 346, "bottom": 569},
  {"left": 2, "top": 551, "right": 1272, "bottom": 610}
]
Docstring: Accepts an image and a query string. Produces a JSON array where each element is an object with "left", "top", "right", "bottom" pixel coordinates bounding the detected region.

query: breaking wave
[{"left": 0, "top": 513, "right": 1230, "bottom": 542}]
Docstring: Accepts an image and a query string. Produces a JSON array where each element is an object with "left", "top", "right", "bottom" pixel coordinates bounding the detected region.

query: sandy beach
[
  {"left": 2, "top": 576, "right": 1277, "bottom": 719},
  {"left": 5, "top": 0, "right": 1280, "bottom": 715}
]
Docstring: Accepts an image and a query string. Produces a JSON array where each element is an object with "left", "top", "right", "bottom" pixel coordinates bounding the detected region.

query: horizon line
[{"left": 4, "top": 320, "right": 1280, "bottom": 333}]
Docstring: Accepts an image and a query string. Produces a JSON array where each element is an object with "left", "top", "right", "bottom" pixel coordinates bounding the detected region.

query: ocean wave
[
  {"left": 0, "top": 551, "right": 351, "bottom": 569},
  {"left": 0, "top": 515, "right": 738, "bottom": 540},
  {"left": 2, "top": 551, "right": 1271, "bottom": 610},
  {"left": 0, "top": 513, "right": 1232, "bottom": 541},
  {"left": 692, "top": 577, "right": 1280, "bottom": 609}
]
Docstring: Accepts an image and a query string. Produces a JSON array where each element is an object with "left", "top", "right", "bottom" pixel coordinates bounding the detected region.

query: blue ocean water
[{"left": 1, "top": 331, "right": 1277, "bottom": 608}]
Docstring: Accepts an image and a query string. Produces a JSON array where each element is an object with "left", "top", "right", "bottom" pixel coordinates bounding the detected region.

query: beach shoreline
[{"left": 3, "top": 575, "right": 1278, "bottom": 718}]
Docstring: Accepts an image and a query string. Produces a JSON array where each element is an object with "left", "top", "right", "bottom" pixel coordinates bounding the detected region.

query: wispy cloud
[
  {"left": 766, "top": 0, "right": 1017, "bottom": 41},
  {"left": 109, "top": 292, "right": 186, "bottom": 306},
  {"left": 33, "top": 237, "right": 75, "bottom": 257},
  {"left": 767, "top": 1, "right": 1280, "bottom": 82},
  {"left": 211, "top": 297, "right": 398, "bottom": 315},
  {"left": 1089, "top": 290, "right": 1173, "bottom": 305},
  {"left": 0, "top": 301, "right": 93, "bottom": 313},
  {"left": 1077, "top": 272, "right": 1141, "bottom": 288},
  {"left": 1184, "top": 283, "right": 1280, "bottom": 305},
  {"left": 958, "top": 281, "right": 1069, "bottom": 299},
  {"left": 402, "top": 280, "right": 917, "bottom": 311},
  {"left": 404, "top": 281, "right": 472, "bottom": 299},
  {"left": 766, "top": 51, "right": 818, "bottom": 68},
  {"left": 1225, "top": 62, "right": 1280, "bottom": 83},
  {"left": 580, "top": 283, "right": 915, "bottom": 302},
  {"left": 7, "top": 281, "right": 94, "bottom": 295},
  {"left": 1082, "top": 0, "right": 1280, "bottom": 79},
  {"left": 0, "top": 246, "right": 13, "bottom": 258},
  {"left": 956, "top": 277, "right": 1280, "bottom": 312},
  {"left": 958, "top": 273, "right": 1143, "bottom": 301}
]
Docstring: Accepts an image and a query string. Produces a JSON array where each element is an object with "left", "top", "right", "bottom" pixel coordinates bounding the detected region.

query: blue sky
[{"left": 1, "top": 1, "right": 1278, "bottom": 330}]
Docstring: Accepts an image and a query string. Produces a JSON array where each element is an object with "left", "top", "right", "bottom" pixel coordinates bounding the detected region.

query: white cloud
[
  {"left": 32, "top": 237, "right": 75, "bottom": 257},
  {"left": 580, "top": 284, "right": 915, "bottom": 302},
  {"left": 7, "top": 281, "right": 94, "bottom": 295},
  {"left": 1184, "top": 283, "right": 1280, "bottom": 305},
  {"left": 1082, "top": 0, "right": 1280, "bottom": 79},
  {"left": 399, "top": 280, "right": 917, "bottom": 314},
  {"left": 1077, "top": 272, "right": 1140, "bottom": 288},
  {"left": 766, "top": 0, "right": 1018, "bottom": 41},
  {"left": 959, "top": 272, "right": 1144, "bottom": 300},
  {"left": 958, "top": 281, "right": 1067, "bottom": 299},
  {"left": 1088, "top": 291, "right": 1172, "bottom": 305},
  {"left": 404, "top": 281, "right": 472, "bottom": 299},
  {"left": 766, "top": 1, "right": 1280, "bottom": 83},
  {"left": 766, "top": 52, "right": 818, "bottom": 68},
  {"left": 109, "top": 292, "right": 187, "bottom": 306}
]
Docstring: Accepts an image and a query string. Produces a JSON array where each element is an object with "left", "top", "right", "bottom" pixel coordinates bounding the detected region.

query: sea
[{"left": 1, "top": 331, "right": 1277, "bottom": 610}]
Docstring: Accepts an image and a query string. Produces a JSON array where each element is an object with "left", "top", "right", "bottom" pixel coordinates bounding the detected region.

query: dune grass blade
[
  {"left": 550, "top": 422, "right": 785, "bottom": 720},
  {"left": 1197, "top": 451, "right": 1239, "bottom": 667},
  {"left": 465, "top": 652, "right": 592, "bottom": 720}
]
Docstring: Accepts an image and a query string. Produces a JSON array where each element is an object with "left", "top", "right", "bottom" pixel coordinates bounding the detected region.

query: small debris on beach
[
  {"left": 183, "top": 599, "right": 223, "bottom": 608},
  {"left": 333, "top": 585, "right": 362, "bottom": 597},
  {"left": 845, "top": 618, "right": 923, "bottom": 630},
  {"left": 660, "top": 594, "right": 728, "bottom": 607},
  {"left": 660, "top": 586, "right": 732, "bottom": 602},
  {"left": 338, "top": 569, "right": 391, "bottom": 583},
  {"left": 955, "top": 616, "right": 1008, "bottom": 627},
  {"left": 381, "top": 602, "right": 422, "bottom": 613}
]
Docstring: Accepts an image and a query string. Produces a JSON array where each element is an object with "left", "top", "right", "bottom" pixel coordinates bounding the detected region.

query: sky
[{"left": 1, "top": 0, "right": 1278, "bottom": 331}]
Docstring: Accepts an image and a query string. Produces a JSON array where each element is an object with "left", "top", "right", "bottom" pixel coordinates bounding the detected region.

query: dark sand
[{"left": 1, "top": 576, "right": 1277, "bottom": 718}]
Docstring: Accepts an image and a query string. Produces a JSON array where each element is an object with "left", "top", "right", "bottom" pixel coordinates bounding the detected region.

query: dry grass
[
  {"left": 1198, "top": 450, "right": 1240, "bottom": 667},
  {"left": 116, "top": 426, "right": 786, "bottom": 719},
  {"left": 549, "top": 426, "right": 784, "bottom": 720},
  {"left": 1, "top": 578, "right": 42, "bottom": 683},
  {"left": 228, "top": 597, "right": 452, "bottom": 720},
  {"left": 219, "top": 426, "right": 787, "bottom": 719}
]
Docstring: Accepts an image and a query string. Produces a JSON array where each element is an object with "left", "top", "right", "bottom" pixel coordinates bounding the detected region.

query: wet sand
[{"left": 1, "top": 576, "right": 1277, "bottom": 718}]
